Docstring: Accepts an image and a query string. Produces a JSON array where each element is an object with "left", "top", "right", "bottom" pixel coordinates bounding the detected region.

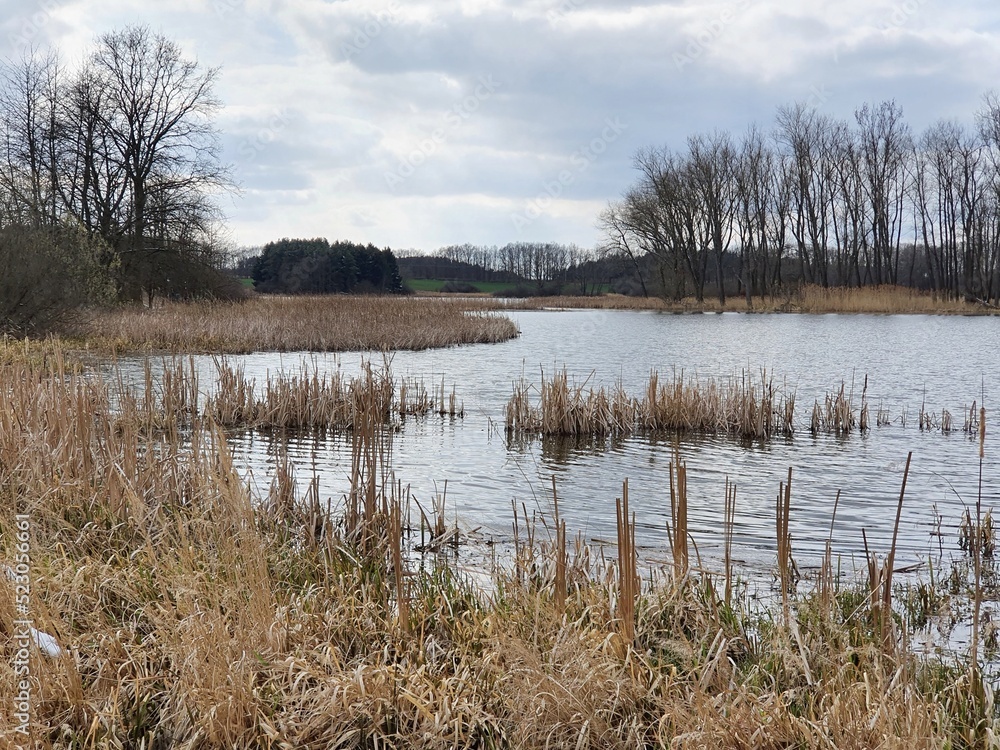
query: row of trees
[
  {"left": 602, "top": 99, "right": 1000, "bottom": 304},
  {"left": 249, "top": 238, "right": 404, "bottom": 294},
  {"left": 437, "top": 242, "right": 594, "bottom": 283},
  {"left": 403, "top": 242, "right": 596, "bottom": 285},
  {"left": 0, "top": 26, "right": 235, "bottom": 330}
]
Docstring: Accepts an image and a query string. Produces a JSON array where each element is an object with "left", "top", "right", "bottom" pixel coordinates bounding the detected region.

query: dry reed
[
  {"left": 72, "top": 295, "right": 519, "bottom": 353},
  {"left": 207, "top": 360, "right": 463, "bottom": 431},
  {"left": 0, "top": 347, "right": 995, "bottom": 748},
  {"left": 508, "top": 368, "right": 795, "bottom": 440},
  {"left": 398, "top": 377, "right": 463, "bottom": 418},
  {"left": 810, "top": 382, "right": 858, "bottom": 435},
  {"left": 512, "top": 369, "right": 968, "bottom": 442},
  {"left": 494, "top": 284, "right": 995, "bottom": 314},
  {"left": 615, "top": 480, "right": 638, "bottom": 648},
  {"left": 792, "top": 284, "right": 991, "bottom": 314},
  {"left": 776, "top": 467, "right": 794, "bottom": 613},
  {"left": 668, "top": 449, "right": 689, "bottom": 580},
  {"left": 723, "top": 477, "right": 736, "bottom": 608}
]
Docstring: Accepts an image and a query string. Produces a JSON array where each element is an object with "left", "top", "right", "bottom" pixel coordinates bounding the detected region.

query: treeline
[
  {"left": 0, "top": 26, "right": 235, "bottom": 332},
  {"left": 434, "top": 242, "right": 594, "bottom": 284},
  {"left": 399, "top": 242, "right": 611, "bottom": 293},
  {"left": 603, "top": 99, "right": 1000, "bottom": 304},
  {"left": 249, "top": 238, "right": 404, "bottom": 294}
]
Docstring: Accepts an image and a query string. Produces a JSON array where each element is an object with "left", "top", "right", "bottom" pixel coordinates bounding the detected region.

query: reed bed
[
  {"left": 71, "top": 295, "right": 519, "bottom": 353},
  {"left": 506, "top": 369, "right": 637, "bottom": 436},
  {"left": 497, "top": 295, "right": 673, "bottom": 311},
  {"left": 0, "top": 351, "right": 996, "bottom": 748},
  {"left": 811, "top": 382, "right": 859, "bottom": 435},
  {"left": 204, "top": 360, "right": 463, "bottom": 431},
  {"left": 509, "top": 369, "right": 973, "bottom": 441},
  {"left": 793, "top": 284, "right": 990, "bottom": 314},
  {"left": 398, "top": 377, "right": 464, "bottom": 418},
  {"left": 494, "top": 285, "right": 995, "bottom": 314},
  {"left": 507, "top": 369, "right": 795, "bottom": 440},
  {"left": 206, "top": 360, "right": 394, "bottom": 431}
]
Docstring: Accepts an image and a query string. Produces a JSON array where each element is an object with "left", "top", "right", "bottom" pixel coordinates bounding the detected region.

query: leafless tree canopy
[
  {"left": 603, "top": 98, "right": 1000, "bottom": 305},
  {"left": 0, "top": 25, "right": 235, "bottom": 330}
]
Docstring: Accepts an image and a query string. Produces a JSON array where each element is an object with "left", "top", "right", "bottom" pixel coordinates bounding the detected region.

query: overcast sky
[{"left": 3, "top": 0, "right": 998, "bottom": 252}]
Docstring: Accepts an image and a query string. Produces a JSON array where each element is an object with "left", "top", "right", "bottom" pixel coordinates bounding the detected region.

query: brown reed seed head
[{"left": 980, "top": 406, "right": 986, "bottom": 459}]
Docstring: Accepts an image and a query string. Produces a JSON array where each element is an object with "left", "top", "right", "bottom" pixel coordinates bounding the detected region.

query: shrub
[{"left": 0, "top": 224, "right": 115, "bottom": 335}]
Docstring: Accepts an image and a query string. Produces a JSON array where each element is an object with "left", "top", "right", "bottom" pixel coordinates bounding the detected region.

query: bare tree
[
  {"left": 827, "top": 119, "right": 867, "bottom": 286},
  {"left": 598, "top": 202, "right": 650, "bottom": 296},
  {"left": 733, "top": 126, "right": 789, "bottom": 305},
  {"left": 855, "top": 101, "right": 912, "bottom": 285},
  {"left": 0, "top": 50, "right": 63, "bottom": 227},
  {"left": 687, "top": 131, "right": 736, "bottom": 305},
  {"left": 86, "top": 25, "right": 229, "bottom": 303},
  {"left": 775, "top": 103, "right": 838, "bottom": 286}
]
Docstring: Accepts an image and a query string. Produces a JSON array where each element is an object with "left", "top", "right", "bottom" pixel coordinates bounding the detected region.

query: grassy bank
[
  {"left": 69, "top": 295, "right": 519, "bottom": 353},
  {"left": 0, "top": 349, "right": 996, "bottom": 748},
  {"left": 492, "top": 285, "right": 997, "bottom": 314}
]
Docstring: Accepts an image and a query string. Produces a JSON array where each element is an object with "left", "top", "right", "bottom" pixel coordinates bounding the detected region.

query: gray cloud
[{"left": 3, "top": 0, "right": 999, "bottom": 250}]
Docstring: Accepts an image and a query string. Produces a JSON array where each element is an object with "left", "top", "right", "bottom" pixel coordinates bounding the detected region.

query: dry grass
[
  {"left": 506, "top": 369, "right": 637, "bottom": 436},
  {"left": 0, "top": 348, "right": 995, "bottom": 748},
  {"left": 792, "top": 285, "right": 990, "bottom": 314},
  {"left": 205, "top": 359, "right": 463, "bottom": 431},
  {"left": 507, "top": 369, "right": 795, "bottom": 440},
  {"left": 206, "top": 359, "right": 395, "bottom": 431},
  {"left": 493, "top": 285, "right": 996, "bottom": 315},
  {"left": 70, "top": 295, "right": 519, "bottom": 353},
  {"left": 509, "top": 369, "right": 969, "bottom": 441},
  {"left": 399, "top": 377, "right": 464, "bottom": 418}
]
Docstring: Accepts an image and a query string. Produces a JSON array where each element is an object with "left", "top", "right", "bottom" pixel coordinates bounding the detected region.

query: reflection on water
[{"left": 119, "top": 310, "right": 998, "bottom": 584}]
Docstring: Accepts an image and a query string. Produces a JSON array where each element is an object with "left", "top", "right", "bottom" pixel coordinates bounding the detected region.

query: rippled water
[{"left": 127, "top": 309, "right": 1000, "bottom": 584}]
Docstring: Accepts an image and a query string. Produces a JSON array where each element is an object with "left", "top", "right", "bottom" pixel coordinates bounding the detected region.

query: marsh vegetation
[
  {"left": 0, "top": 344, "right": 997, "bottom": 748},
  {"left": 70, "top": 295, "right": 519, "bottom": 354}
]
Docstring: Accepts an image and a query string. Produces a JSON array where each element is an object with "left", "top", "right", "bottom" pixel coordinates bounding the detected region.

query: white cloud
[{"left": 4, "top": 0, "right": 999, "bottom": 250}]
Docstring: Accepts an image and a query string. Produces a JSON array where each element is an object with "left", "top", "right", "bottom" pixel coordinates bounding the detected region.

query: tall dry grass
[
  {"left": 0, "top": 347, "right": 995, "bottom": 748},
  {"left": 495, "top": 285, "right": 995, "bottom": 315},
  {"left": 206, "top": 359, "right": 395, "bottom": 431},
  {"left": 793, "top": 284, "right": 989, "bottom": 314},
  {"left": 507, "top": 369, "right": 795, "bottom": 440},
  {"left": 71, "top": 295, "right": 519, "bottom": 353},
  {"left": 509, "top": 369, "right": 968, "bottom": 441},
  {"left": 206, "top": 358, "right": 463, "bottom": 431}
]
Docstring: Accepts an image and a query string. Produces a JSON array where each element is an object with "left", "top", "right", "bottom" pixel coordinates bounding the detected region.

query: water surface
[{"left": 129, "top": 310, "right": 999, "bottom": 581}]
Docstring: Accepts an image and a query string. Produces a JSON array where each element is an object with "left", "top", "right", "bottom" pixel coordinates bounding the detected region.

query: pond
[{"left": 133, "top": 309, "right": 999, "bottom": 587}]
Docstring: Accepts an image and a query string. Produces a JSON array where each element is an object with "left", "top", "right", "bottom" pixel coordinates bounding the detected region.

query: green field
[
  {"left": 404, "top": 278, "right": 514, "bottom": 293},
  {"left": 404, "top": 279, "right": 614, "bottom": 295}
]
